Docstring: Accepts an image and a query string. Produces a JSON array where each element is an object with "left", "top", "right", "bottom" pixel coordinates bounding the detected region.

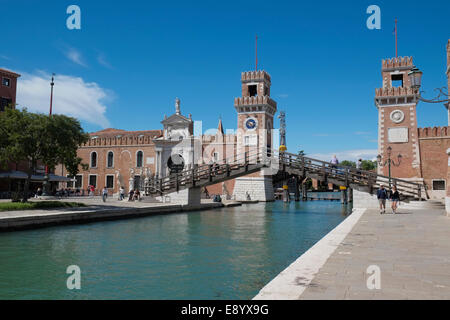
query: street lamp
[
  {"left": 377, "top": 146, "right": 402, "bottom": 191},
  {"left": 408, "top": 67, "right": 449, "bottom": 104},
  {"left": 42, "top": 74, "right": 55, "bottom": 197}
]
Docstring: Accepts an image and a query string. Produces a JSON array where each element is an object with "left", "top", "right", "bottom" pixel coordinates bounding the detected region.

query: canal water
[{"left": 0, "top": 200, "right": 351, "bottom": 300}]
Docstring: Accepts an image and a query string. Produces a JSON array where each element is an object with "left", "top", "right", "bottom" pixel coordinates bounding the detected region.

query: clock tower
[{"left": 233, "top": 70, "right": 277, "bottom": 201}]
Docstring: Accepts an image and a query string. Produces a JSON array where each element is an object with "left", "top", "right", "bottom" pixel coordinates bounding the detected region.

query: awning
[{"left": 0, "top": 171, "right": 72, "bottom": 182}]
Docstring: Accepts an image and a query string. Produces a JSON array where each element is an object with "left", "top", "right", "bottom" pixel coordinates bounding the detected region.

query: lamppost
[
  {"left": 408, "top": 68, "right": 449, "bottom": 105},
  {"left": 377, "top": 146, "right": 402, "bottom": 191},
  {"left": 42, "top": 74, "right": 55, "bottom": 196}
]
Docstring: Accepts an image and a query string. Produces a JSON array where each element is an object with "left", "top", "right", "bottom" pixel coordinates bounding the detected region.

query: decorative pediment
[{"left": 161, "top": 113, "right": 192, "bottom": 125}]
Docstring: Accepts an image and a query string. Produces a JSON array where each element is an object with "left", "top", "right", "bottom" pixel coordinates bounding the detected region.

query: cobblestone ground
[{"left": 300, "top": 208, "right": 450, "bottom": 300}]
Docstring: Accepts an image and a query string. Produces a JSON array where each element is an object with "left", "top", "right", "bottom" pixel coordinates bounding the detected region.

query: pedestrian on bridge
[
  {"left": 330, "top": 155, "right": 339, "bottom": 174},
  {"left": 377, "top": 184, "right": 388, "bottom": 214}
]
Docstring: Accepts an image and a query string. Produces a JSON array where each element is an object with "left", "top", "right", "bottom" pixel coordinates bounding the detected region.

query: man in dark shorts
[{"left": 377, "top": 184, "right": 388, "bottom": 214}]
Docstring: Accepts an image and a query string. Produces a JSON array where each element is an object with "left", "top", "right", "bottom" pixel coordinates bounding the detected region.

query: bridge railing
[
  {"left": 280, "top": 151, "right": 424, "bottom": 200},
  {"left": 145, "top": 148, "right": 269, "bottom": 195},
  {"left": 144, "top": 148, "right": 424, "bottom": 200}
]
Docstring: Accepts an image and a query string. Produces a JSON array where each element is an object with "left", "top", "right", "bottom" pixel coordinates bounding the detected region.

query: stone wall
[
  {"left": 233, "top": 176, "right": 274, "bottom": 201},
  {"left": 353, "top": 189, "right": 380, "bottom": 210}
]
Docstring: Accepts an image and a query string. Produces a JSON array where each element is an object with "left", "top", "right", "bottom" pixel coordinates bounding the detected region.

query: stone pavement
[{"left": 299, "top": 207, "right": 450, "bottom": 300}]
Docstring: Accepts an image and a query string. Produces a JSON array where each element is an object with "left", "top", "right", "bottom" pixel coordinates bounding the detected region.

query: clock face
[{"left": 245, "top": 118, "right": 257, "bottom": 131}]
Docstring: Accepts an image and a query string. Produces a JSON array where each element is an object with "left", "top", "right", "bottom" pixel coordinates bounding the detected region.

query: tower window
[
  {"left": 248, "top": 85, "right": 257, "bottom": 97},
  {"left": 391, "top": 74, "right": 403, "bottom": 87}
]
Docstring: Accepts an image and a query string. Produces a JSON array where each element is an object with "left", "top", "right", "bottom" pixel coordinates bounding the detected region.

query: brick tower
[
  {"left": 232, "top": 70, "right": 277, "bottom": 201},
  {"left": 375, "top": 57, "right": 422, "bottom": 180}
]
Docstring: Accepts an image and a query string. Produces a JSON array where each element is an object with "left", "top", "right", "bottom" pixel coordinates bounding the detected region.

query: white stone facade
[
  {"left": 233, "top": 177, "right": 274, "bottom": 202},
  {"left": 165, "top": 187, "right": 201, "bottom": 205}
]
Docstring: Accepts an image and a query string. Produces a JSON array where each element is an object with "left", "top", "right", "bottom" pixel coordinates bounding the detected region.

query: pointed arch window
[
  {"left": 136, "top": 151, "right": 143, "bottom": 168},
  {"left": 107, "top": 151, "right": 114, "bottom": 168},
  {"left": 91, "top": 152, "right": 97, "bottom": 168}
]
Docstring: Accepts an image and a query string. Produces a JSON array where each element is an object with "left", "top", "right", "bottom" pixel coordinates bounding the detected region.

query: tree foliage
[
  {"left": 0, "top": 108, "right": 89, "bottom": 201},
  {"left": 340, "top": 160, "right": 356, "bottom": 168}
]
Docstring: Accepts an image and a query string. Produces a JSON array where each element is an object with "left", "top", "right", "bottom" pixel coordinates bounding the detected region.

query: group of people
[
  {"left": 101, "top": 186, "right": 141, "bottom": 202},
  {"left": 377, "top": 184, "right": 400, "bottom": 214}
]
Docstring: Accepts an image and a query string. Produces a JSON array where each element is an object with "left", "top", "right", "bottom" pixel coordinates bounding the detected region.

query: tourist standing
[
  {"left": 128, "top": 189, "right": 134, "bottom": 201},
  {"left": 390, "top": 185, "right": 400, "bottom": 214},
  {"left": 356, "top": 159, "right": 362, "bottom": 170},
  {"left": 102, "top": 187, "right": 108, "bottom": 202},
  {"left": 377, "top": 184, "right": 388, "bottom": 214},
  {"left": 119, "top": 186, "right": 125, "bottom": 201}
]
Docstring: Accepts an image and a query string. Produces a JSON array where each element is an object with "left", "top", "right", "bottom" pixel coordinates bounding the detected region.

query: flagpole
[
  {"left": 255, "top": 35, "right": 258, "bottom": 71},
  {"left": 395, "top": 19, "right": 398, "bottom": 58}
]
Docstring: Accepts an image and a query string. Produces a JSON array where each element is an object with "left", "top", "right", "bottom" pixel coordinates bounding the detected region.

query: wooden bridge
[{"left": 144, "top": 148, "right": 424, "bottom": 201}]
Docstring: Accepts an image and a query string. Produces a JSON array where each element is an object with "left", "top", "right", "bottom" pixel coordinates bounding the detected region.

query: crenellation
[
  {"left": 241, "top": 70, "right": 271, "bottom": 83},
  {"left": 418, "top": 126, "right": 450, "bottom": 138},
  {"left": 375, "top": 87, "right": 416, "bottom": 97},
  {"left": 382, "top": 56, "right": 413, "bottom": 69}
]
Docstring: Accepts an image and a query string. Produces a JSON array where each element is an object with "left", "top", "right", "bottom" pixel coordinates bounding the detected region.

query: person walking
[
  {"left": 377, "top": 184, "right": 388, "bottom": 214},
  {"left": 102, "top": 187, "right": 108, "bottom": 202},
  {"left": 330, "top": 155, "right": 339, "bottom": 174},
  {"left": 119, "top": 186, "right": 125, "bottom": 201},
  {"left": 390, "top": 185, "right": 400, "bottom": 214}
]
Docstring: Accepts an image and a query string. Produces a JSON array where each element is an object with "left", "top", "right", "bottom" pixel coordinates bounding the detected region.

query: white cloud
[
  {"left": 308, "top": 149, "right": 378, "bottom": 162},
  {"left": 17, "top": 71, "right": 111, "bottom": 128},
  {"left": 97, "top": 53, "right": 113, "bottom": 69},
  {"left": 355, "top": 131, "right": 371, "bottom": 135},
  {"left": 0, "top": 54, "right": 11, "bottom": 60},
  {"left": 65, "top": 48, "right": 87, "bottom": 67}
]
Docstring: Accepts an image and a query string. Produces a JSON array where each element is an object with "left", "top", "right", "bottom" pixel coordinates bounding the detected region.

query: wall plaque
[{"left": 388, "top": 127, "right": 408, "bottom": 143}]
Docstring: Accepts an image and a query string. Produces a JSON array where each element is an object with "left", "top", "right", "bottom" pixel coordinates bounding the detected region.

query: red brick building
[
  {"left": 376, "top": 40, "right": 450, "bottom": 201},
  {"left": 58, "top": 71, "right": 277, "bottom": 201},
  {"left": 0, "top": 68, "right": 20, "bottom": 111}
]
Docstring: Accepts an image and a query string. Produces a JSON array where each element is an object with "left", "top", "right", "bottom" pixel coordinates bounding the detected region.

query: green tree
[
  {"left": 340, "top": 160, "right": 356, "bottom": 168},
  {"left": 361, "top": 160, "right": 377, "bottom": 171},
  {"left": 0, "top": 109, "right": 89, "bottom": 202}
]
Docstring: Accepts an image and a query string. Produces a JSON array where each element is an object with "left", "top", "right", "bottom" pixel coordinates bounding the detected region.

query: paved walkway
[
  {"left": 299, "top": 208, "right": 450, "bottom": 300},
  {"left": 0, "top": 198, "right": 241, "bottom": 231}
]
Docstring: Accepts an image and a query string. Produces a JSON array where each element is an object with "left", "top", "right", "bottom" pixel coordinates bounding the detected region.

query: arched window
[
  {"left": 91, "top": 152, "right": 97, "bottom": 168},
  {"left": 107, "top": 151, "right": 114, "bottom": 168},
  {"left": 136, "top": 151, "right": 143, "bottom": 168}
]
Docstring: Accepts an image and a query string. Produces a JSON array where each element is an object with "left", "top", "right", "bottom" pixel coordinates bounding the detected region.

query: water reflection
[{"left": 0, "top": 201, "right": 349, "bottom": 300}]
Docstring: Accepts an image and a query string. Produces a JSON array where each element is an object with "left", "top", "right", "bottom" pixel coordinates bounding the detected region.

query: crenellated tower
[
  {"left": 232, "top": 70, "right": 277, "bottom": 201},
  {"left": 234, "top": 70, "right": 277, "bottom": 155},
  {"left": 375, "top": 57, "right": 421, "bottom": 179}
]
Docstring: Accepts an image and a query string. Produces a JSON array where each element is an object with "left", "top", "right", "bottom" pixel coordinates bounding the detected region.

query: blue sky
[{"left": 1, "top": 0, "right": 449, "bottom": 161}]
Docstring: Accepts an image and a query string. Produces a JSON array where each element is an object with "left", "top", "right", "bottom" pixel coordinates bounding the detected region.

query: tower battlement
[
  {"left": 241, "top": 70, "right": 271, "bottom": 83},
  {"left": 418, "top": 126, "right": 450, "bottom": 138},
  {"left": 375, "top": 87, "right": 416, "bottom": 97},
  {"left": 382, "top": 57, "right": 413, "bottom": 70},
  {"left": 234, "top": 96, "right": 277, "bottom": 110}
]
